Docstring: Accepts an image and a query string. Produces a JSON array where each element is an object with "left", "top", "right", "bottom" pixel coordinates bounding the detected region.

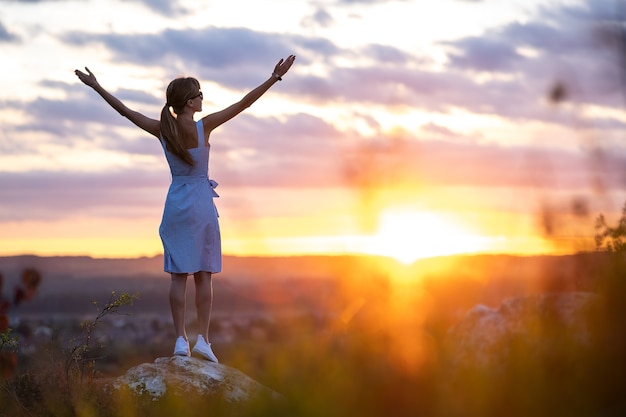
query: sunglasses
[{"left": 189, "top": 91, "right": 203, "bottom": 100}]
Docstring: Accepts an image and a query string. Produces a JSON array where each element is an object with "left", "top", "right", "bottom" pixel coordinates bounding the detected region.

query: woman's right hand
[
  {"left": 273, "top": 55, "right": 296, "bottom": 78},
  {"left": 74, "top": 67, "right": 99, "bottom": 88}
]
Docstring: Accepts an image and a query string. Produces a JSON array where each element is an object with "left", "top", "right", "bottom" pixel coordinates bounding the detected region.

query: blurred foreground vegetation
[{"left": 1, "top": 209, "right": 626, "bottom": 416}]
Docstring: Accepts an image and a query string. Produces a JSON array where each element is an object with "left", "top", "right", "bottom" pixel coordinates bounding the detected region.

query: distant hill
[
  {"left": 0, "top": 254, "right": 396, "bottom": 316},
  {"left": 0, "top": 253, "right": 396, "bottom": 281},
  {"left": 0, "top": 252, "right": 606, "bottom": 317}
]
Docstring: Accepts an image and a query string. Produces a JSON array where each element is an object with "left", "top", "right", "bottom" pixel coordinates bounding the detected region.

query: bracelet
[{"left": 272, "top": 72, "right": 282, "bottom": 81}]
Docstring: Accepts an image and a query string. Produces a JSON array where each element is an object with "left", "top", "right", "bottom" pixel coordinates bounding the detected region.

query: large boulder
[
  {"left": 446, "top": 292, "right": 597, "bottom": 370},
  {"left": 107, "top": 356, "right": 286, "bottom": 416},
  {"left": 441, "top": 292, "right": 610, "bottom": 417}
]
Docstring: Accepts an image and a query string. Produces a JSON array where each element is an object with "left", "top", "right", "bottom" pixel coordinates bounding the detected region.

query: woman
[{"left": 75, "top": 54, "right": 296, "bottom": 362}]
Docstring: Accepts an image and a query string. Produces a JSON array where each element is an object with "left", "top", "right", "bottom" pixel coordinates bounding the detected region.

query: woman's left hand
[{"left": 273, "top": 55, "right": 296, "bottom": 78}]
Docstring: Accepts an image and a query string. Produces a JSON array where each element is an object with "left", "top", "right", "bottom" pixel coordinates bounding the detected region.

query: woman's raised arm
[
  {"left": 74, "top": 67, "right": 161, "bottom": 138},
  {"left": 202, "top": 55, "right": 296, "bottom": 133}
]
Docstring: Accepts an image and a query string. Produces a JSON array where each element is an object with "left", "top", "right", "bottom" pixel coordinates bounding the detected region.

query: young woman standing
[{"left": 75, "top": 54, "right": 296, "bottom": 362}]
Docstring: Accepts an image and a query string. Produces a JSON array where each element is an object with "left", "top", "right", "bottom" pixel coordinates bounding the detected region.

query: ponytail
[
  {"left": 160, "top": 104, "right": 194, "bottom": 166},
  {"left": 159, "top": 77, "right": 201, "bottom": 166}
]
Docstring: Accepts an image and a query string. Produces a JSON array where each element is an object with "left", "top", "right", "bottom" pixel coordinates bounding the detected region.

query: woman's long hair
[{"left": 160, "top": 77, "right": 201, "bottom": 166}]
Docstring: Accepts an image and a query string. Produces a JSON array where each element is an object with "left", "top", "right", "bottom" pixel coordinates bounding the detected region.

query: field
[{"left": 1, "top": 252, "right": 625, "bottom": 416}]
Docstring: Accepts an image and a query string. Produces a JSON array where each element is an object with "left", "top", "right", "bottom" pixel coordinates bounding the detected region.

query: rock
[
  {"left": 445, "top": 292, "right": 597, "bottom": 370},
  {"left": 107, "top": 356, "right": 285, "bottom": 416},
  {"left": 441, "top": 292, "right": 602, "bottom": 416}
]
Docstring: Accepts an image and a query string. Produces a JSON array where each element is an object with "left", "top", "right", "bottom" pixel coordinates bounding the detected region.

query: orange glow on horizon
[
  {"left": 0, "top": 209, "right": 592, "bottom": 260},
  {"left": 0, "top": 233, "right": 585, "bottom": 260}
]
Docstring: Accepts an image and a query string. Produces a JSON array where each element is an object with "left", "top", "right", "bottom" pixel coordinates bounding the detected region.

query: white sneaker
[
  {"left": 192, "top": 335, "right": 219, "bottom": 363},
  {"left": 173, "top": 336, "right": 190, "bottom": 356}
]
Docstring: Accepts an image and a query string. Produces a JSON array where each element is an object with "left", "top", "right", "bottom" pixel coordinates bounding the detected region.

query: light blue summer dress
[{"left": 159, "top": 120, "right": 221, "bottom": 274}]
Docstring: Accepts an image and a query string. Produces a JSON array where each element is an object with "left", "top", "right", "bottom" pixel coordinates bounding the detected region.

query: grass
[{"left": 1, "top": 251, "right": 626, "bottom": 417}]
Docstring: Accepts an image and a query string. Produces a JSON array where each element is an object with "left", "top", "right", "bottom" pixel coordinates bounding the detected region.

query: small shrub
[
  {"left": 595, "top": 202, "right": 626, "bottom": 254},
  {"left": 66, "top": 291, "right": 138, "bottom": 381}
]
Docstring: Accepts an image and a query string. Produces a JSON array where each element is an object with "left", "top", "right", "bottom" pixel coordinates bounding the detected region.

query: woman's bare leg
[
  {"left": 193, "top": 271, "right": 213, "bottom": 340},
  {"left": 169, "top": 273, "right": 188, "bottom": 339}
]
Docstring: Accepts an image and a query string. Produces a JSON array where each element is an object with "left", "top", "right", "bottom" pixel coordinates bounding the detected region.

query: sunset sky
[{"left": 1, "top": 0, "right": 625, "bottom": 263}]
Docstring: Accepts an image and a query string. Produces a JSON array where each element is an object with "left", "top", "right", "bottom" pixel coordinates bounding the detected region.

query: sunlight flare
[{"left": 366, "top": 210, "right": 491, "bottom": 264}]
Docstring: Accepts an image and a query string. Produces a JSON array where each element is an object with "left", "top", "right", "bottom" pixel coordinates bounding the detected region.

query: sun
[{"left": 366, "top": 209, "right": 489, "bottom": 264}]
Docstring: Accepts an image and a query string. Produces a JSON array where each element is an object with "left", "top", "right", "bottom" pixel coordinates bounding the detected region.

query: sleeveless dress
[{"left": 159, "top": 120, "right": 222, "bottom": 274}]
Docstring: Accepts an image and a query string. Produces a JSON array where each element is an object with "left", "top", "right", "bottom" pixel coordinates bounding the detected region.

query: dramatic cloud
[
  {"left": 61, "top": 27, "right": 310, "bottom": 88},
  {"left": 443, "top": 0, "right": 625, "bottom": 110},
  {"left": 1, "top": 0, "right": 624, "bottom": 257},
  {"left": 0, "top": 22, "right": 19, "bottom": 42},
  {"left": 54, "top": 0, "right": 623, "bottom": 129}
]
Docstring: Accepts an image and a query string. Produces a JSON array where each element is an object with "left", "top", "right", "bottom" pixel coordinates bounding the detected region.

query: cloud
[
  {"left": 3, "top": 0, "right": 61, "bottom": 3},
  {"left": 60, "top": 27, "right": 339, "bottom": 94},
  {"left": 55, "top": 0, "right": 622, "bottom": 125},
  {"left": 0, "top": 169, "right": 169, "bottom": 222},
  {"left": 0, "top": 100, "right": 351, "bottom": 200},
  {"left": 62, "top": 27, "right": 301, "bottom": 76},
  {"left": 335, "top": 0, "right": 407, "bottom": 4},
  {"left": 209, "top": 112, "right": 350, "bottom": 187},
  {"left": 445, "top": 37, "right": 525, "bottom": 72},
  {"left": 442, "top": 0, "right": 624, "bottom": 110},
  {"left": 129, "top": 0, "right": 190, "bottom": 16},
  {"left": 290, "top": 66, "right": 569, "bottom": 125},
  {"left": 0, "top": 98, "right": 134, "bottom": 153},
  {"left": 0, "top": 77, "right": 165, "bottom": 154},
  {"left": 8, "top": 0, "right": 624, "bottom": 167},
  {"left": 3, "top": 0, "right": 625, "bottom": 256},
  {"left": 292, "top": 0, "right": 625, "bottom": 125},
  {"left": 552, "top": 0, "right": 621, "bottom": 22},
  {"left": 301, "top": 7, "right": 335, "bottom": 28},
  {"left": 3, "top": 121, "right": 625, "bottom": 223},
  {"left": 363, "top": 43, "right": 412, "bottom": 65},
  {"left": 0, "top": 111, "right": 347, "bottom": 222},
  {"left": 342, "top": 135, "right": 626, "bottom": 195},
  {"left": 0, "top": 22, "right": 19, "bottom": 42},
  {"left": 7, "top": 0, "right": 190, "bottom": 14}
]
